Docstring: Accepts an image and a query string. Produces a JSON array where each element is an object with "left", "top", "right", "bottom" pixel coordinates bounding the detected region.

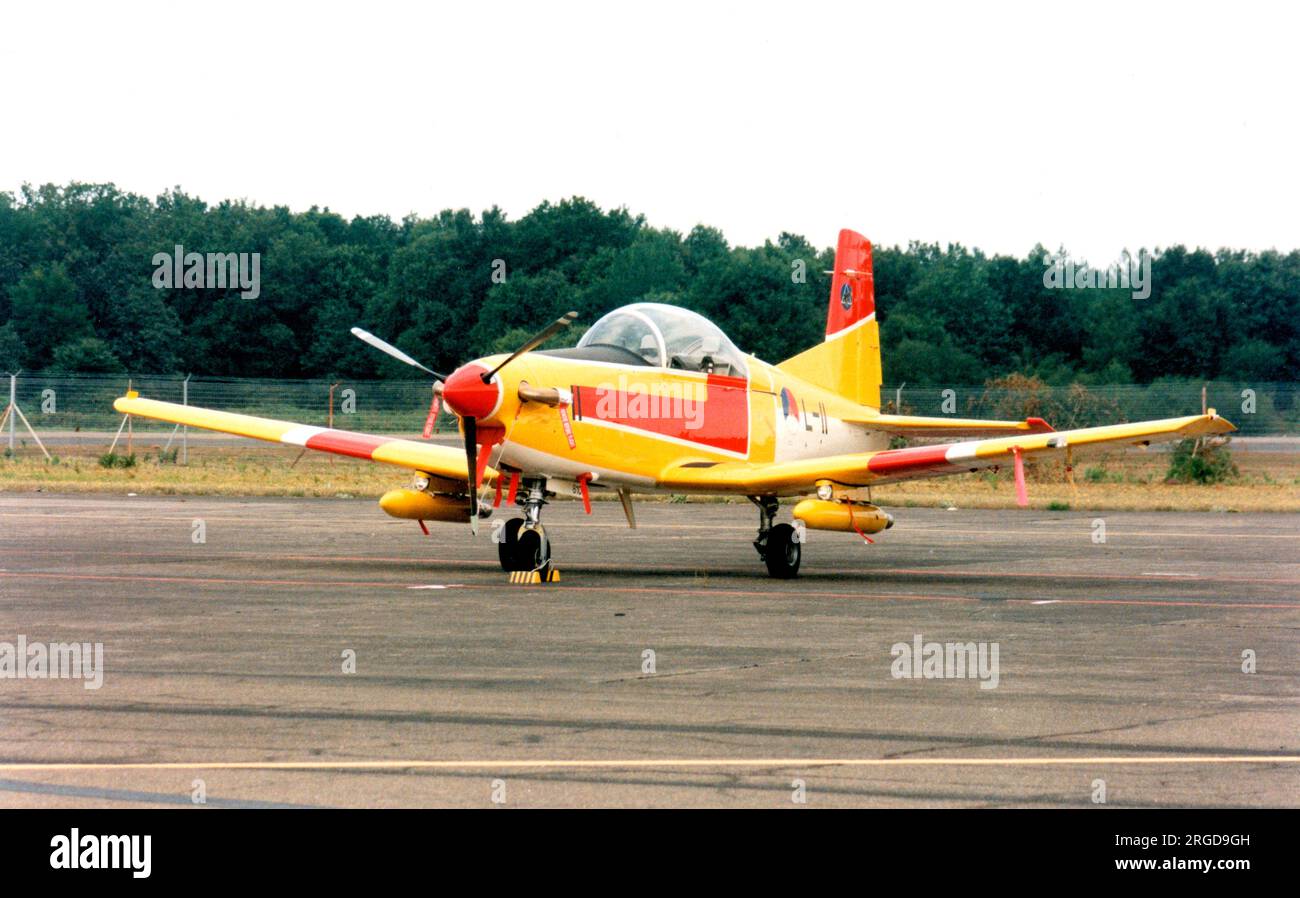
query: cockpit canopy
[{"left": 575, "top": 303, "right": 748, "bottom": 377}]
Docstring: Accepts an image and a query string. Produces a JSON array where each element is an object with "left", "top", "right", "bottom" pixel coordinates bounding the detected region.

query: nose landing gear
[
  {"left": 750, "top": 495, "right": 801, "bottom": 579},
  {"left": 497, "top": 477, "right": 553, "bottom": 576}
]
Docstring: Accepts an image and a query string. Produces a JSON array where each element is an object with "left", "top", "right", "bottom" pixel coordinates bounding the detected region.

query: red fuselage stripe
[{"left": 573, "top": 374, "right": 749, "bottom": 454}]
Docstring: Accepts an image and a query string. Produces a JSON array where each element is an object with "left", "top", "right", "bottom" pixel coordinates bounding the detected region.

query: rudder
[{"left": 776, "top": 229, "right": 883, "bottom": 408}]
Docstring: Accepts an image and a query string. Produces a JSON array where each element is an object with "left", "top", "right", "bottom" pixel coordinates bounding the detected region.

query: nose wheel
[
  {"left": 497, "top": 477, "right": 553, "bottom": 575},
  {"left": 750, "top": 495, "right": 801, "bottom": 579},
  {"left": 498, "top": 518, "right": 552, "bottom": 573}
]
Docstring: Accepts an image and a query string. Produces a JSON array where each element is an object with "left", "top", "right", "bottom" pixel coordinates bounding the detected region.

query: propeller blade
[
  {"left": 481, "top": 311, "right": 578, "bottom": 383},
  {"left": 462, "top": 415, "right": 479, "bottom": 532},
  {"left": 350, "top": 327, "right": 448, "bottom": 380}
]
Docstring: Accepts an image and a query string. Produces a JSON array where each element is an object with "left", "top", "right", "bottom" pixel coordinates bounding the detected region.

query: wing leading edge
[
  {"left": 657, "top": 412, "right": 1235, "bottom": 495},
  {"left": 113, "top": 395, "right": 492, "bottom": 485}
]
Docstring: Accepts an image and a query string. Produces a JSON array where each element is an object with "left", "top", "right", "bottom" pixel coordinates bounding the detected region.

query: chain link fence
[
  {"left": 2, "top": 373, "right": 1295, "bottom": 442},
  {"left": 882, "top": 381, "right": 1296, "bottom": 435}
]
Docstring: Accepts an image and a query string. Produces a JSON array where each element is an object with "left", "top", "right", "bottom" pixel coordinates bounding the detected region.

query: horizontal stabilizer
[{"left": 845, "top": 413, "right": 1055, "bottom": 438}]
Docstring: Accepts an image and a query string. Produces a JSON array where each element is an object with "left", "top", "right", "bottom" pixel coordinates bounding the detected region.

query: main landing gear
[
  {"left": 498, "top": 477, "right": 553, "bottom": 576},
  {"left": 750, "top": 495, "right": 801, "bottom": 579},
  {"left": 496, "top": 484, "right": 801, "bottom": 580}
]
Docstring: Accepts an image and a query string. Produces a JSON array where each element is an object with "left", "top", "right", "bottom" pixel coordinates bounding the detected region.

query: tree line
[{"left": 0, "top": 182, "right": 1295, "bottom": 385}]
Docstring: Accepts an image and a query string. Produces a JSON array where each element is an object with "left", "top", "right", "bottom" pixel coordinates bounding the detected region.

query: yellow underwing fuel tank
[
  {"left": 792, "top": 499, "right": 894, "bottom": 534},
  {"left": 379, "top": 489, "right": 471, "bottom": 523}
]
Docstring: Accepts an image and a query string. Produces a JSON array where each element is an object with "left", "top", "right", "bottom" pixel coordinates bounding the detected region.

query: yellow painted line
[{"left": 1, "top": 756, "right": 1297, "bottom": 773}]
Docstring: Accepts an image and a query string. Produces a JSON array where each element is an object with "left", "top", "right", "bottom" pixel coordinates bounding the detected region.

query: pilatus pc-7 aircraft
[{"left": 116, "top": 230, "right": 1234, "bottom": 578}]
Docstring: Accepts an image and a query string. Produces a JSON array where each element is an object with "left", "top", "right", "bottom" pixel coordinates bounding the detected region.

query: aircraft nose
[{"left": 441, "top": 363, "right": 502, "bottom": 419}]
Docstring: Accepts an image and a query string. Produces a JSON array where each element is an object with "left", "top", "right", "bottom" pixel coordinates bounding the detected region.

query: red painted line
[
  {"left": 554, "top": 584, "right": 1296, "bottom": 610},
  {"left": 1004, "top": 596, "right": 1295, "bottom": 610},
  {"left": 0, "top": 571, "right": 406, "bottom": 590},
  {"left": 868, "top": 567, "right": 1300, "bottom": 586},
  {"left": 5, "top": 548, "right": 1298, "bottom": 588},
  {"left": 7, "top": 571, "right": 1291, "bottom": 610}
]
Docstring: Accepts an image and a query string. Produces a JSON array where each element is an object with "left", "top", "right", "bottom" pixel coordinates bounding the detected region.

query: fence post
[
  {"left": 182, "top": 374, "right": 190, "bottom": 465},
  {"left": 7, "top": 371, "right": 14, "bottom": 452}
]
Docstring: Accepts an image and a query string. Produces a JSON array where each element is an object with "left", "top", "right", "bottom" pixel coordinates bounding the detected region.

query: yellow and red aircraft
[{"left": 115, "top": 229, "right": 1234, "bottom": 578}]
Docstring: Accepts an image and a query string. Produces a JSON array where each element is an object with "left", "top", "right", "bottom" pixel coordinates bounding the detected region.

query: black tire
[
  {"left": 764, "top": 523, "right": 801, "bottom": 579},
  {"left": 498, "top": 518, "right": 526, "bottom": 571},
  {"left": 515, "top": 524, "right": 551, "bottom": 575}
]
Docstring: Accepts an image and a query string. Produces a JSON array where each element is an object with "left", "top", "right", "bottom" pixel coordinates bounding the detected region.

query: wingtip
[{"left": 1205, "top": 408, "right": 1237, "bottom": 433}]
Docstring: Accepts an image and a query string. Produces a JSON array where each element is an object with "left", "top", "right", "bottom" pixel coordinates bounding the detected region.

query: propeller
[
  {"left": 462, "top": 414, "right": 480, "bottom": 534},
  {"left": 353, "top": 312, "right": 579, "bottom": 534},
  {"left": 479, "top": 312, "right": 578, "bottom": 383},
  {"left": 350, "top": 327, "right": 449, "bottom": 380}
]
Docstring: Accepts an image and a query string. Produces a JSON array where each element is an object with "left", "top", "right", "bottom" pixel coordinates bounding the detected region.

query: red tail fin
[
  {"left": 826, "top": 229, "right": 875, "bottom": 337},
  {"left": 779, "top": 227, "right": 883, "bottom": 408}
]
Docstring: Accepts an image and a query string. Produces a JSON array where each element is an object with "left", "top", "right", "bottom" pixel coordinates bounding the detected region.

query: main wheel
[
  {"left": 498, "top": 518, "right": 527, "bottom": 571},
  {"left": 764, "top": 523, "right": 801, "bottom": 579}
]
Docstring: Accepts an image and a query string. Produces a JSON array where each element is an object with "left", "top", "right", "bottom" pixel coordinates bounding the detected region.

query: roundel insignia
[
  {"left": 780, "top": 388, "right": 799, "bottom": 421},
  {"left": 840, "top": 282, "right": 853, "bottom": 310}
]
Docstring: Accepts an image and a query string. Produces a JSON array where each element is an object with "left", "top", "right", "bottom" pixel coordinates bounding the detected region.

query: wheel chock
[{"left": 507, "top": 569, "right": 562, "bottom": 584}]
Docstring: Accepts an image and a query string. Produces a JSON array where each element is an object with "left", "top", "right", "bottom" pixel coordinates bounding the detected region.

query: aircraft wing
[
  {"left": 113, "top": 395, "right": 492, "bottom": 486},
  {"left": 657, "top": 412, "right": 1235, "bottom": 495},
  {"left": 843, "top": 412, "right": 1055, "bottom": 438}
]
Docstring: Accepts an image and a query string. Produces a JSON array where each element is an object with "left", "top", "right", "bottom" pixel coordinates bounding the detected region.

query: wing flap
[
  {"left": 114, "top": 395, "right": 490, "bottom": 483},
  {"left": 657, "top": 413, "right": 1235, "bottom": 495}
]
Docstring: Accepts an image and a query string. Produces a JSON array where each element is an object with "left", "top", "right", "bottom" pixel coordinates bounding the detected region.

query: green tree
[
  {"left": 0, "top": 322, "right": 25, "bottom": 371},
  {"left": 8, "top": 262, "right": 93, "bottom": 367},
  {"left": 1220, "top": 339, "right": 1285, "bottom": 381},
  {"left": 48, "top": 336, "right": 125, "bottom": 373}
]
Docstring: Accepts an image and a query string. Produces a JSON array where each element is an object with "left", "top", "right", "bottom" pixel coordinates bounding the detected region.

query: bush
[
  {"left": 98, "top": 452, "right": 137, "bottom": 468},
  {"left": 1165, "top": 438, "right": 1237, "bottom": 484}
]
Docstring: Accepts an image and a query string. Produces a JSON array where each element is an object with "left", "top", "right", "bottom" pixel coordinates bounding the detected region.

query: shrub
[
  {"left": 98, "top": 452, "right": 137, "bottom": 469},
  {"left": 1165, "top": 438, "right": 1237, "bottom": 484}
]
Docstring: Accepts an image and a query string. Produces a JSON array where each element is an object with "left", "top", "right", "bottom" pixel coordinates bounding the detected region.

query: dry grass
[
  {"left": 0, "top": 442, "right": 1296, "bottom": 512},
  {"left": 872, "top": 450, "right": 1299, "bottom": 512}
]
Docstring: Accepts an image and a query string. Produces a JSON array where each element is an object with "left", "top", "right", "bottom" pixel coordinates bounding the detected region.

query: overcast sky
[{"left": 2, "top": 0, "right": 1296, "bottom": 262}]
